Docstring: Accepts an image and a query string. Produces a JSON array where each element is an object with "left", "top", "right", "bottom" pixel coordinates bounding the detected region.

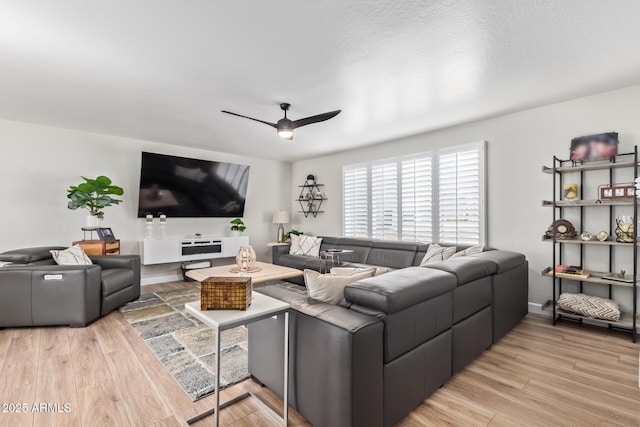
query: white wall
[
  {"left": 0, "top": 119, "right": 291, "bottom": 283},
  {"left": 292, "top": 84, "right": 640, "bottom": 311}
]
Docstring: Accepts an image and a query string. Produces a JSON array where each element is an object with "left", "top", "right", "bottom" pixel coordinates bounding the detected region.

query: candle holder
[{"left": 233, "top": 245, "right": 259, "bottom": 272}]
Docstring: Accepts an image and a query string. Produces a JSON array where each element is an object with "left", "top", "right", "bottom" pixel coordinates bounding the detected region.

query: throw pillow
[
  {"left": 420, "top": 243, "right": 456, "bottom": 265},
  {"left": 290, "top": 235, "right": 323, "bottom": 257},
  {"left": 451, "top": 245, "right": 484, "bottom": 259},
  {"left": 50, "top": 245, "right": 93, "bottom": 266},
  {"left": 557, "top": 293, "right": 620, "bottom": 322},
  {"left": 330, "top": 266, "right": 390, "bottom": 277},
  {"left": 304, "top": 268, "right": 376, "bottom": 304}
]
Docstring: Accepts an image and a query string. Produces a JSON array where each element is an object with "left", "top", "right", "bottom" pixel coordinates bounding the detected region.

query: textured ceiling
[{"left": 1, "top": 1, "right": 640, "bottom": 161}]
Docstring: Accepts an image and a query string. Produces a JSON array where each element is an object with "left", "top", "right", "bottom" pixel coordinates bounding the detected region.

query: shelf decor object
[
  {"left": 297, "top": 176, "right": 326, "bottom": 218},
  {"left": 544, "top": 219, "right": 577, "bottom": 240},
  {"left": 200, "top": 276, "right": 252, "bottom": 311},
  {"left": 615, "top": 216, "right": 635, "bottom": 243},
  {"left": 234, "top": 245, "right": 257, "bottom": 272},
  {"left": 542, "top": 146, "right": 638, "bottom": 342},
  {"left": 563, "top": 183, "right": 578, "bottom": 199}
]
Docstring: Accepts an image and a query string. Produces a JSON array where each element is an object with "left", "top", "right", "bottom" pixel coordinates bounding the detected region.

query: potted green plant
[
  {"left": 283, "top": 229, "right": 303, "bottom": 243},
  {"left": 230, "top": 218, "right": 246, "bottom": 236},
  {"left": 67, "top": 176, "right": 124, "bottom": 228},
  {"left": 306, "top": 174, "right": 316, "bottom": 185}
]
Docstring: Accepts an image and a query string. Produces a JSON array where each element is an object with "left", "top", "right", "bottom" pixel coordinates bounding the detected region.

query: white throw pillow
[
  {"left": 289, "top": 235, "right": 323, "bottom": 257},
  {"left": 330, "top": 266, "right": 390, "bottom": 277},
  {"left": 50, "top": 245, "right": 93, "bottom": 266},
  {"left": 304, "top": 268, "right": 376, "bottom": 304},
  {"left": 420, "top": 244, "right": 456, "bottom": 265},
  {"left": 450, "top": 245, "right": 484, "bottom": 259}
]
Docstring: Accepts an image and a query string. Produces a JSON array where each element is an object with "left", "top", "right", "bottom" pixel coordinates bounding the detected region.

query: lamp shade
[{"left": 272, "top": 210, "right": 290, "bottom": 224}]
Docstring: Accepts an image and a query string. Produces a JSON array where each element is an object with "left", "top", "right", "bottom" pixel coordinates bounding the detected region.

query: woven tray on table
[{"left": 201, "top": 276, "right": 252, "bottom": 310}]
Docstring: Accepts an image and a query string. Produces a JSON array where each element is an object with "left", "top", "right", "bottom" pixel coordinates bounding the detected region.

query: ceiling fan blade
[
  {"left": 221, "top": 110, "right": 277, "bottom": 129},
  {"left": 292, "top": 110, "right": 341, "bottom": 129}
]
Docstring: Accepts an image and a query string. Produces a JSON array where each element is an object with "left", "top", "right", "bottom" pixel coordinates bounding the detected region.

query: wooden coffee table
[{"left": 185, "top": 261, "right": 302, "bottom": 284}]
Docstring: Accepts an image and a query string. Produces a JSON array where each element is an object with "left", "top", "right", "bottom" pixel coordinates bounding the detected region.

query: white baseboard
[
  {"left": 141, "top": 273, "right": 182, "bottom": 286},
  {"left": 528, "top": 302, "right": 551, "bottom": 316}
]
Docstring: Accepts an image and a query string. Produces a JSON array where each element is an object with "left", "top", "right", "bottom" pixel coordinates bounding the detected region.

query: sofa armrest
[
  {"left": 91, "top": 255, "right": 141, "bottom": 292},
  {"left": 271, "top": 244, "right": 291, "bottom": 265},
  {"left": 249, "top": 286, "right": 384, "bottom": 427}
]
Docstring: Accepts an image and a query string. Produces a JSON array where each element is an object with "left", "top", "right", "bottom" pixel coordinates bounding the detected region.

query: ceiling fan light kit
[{"left": 222, "top": 102, "right": 340, "bottom": 141}]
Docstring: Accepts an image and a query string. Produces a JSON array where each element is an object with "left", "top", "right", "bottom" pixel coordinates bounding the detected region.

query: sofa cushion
[
  {"left": 327, "top": 238, "right": 374, "bottom": 263},
  {"left": 290, "top": 235, "right": 323, "bottom": 257},
  {"left": 471, "top": 250, "right": 525, "bottom": 273},
  {"left": 0, "top": 246, "right": 66, "bottom": 264},
  {"left": 419, "top": 243, "right": 456, "bottom": 265},
  {"left": 304, "top": 268, "right": 376, "bottom": 304},
  {"left": 424, "top": 257, "right": 497, "bottom": 286},
  {"left": 365, "top": 241, "right": 418, "bottom": 269},
  {"left": 344, "top": 267, "right": 457, "bottom": 314},
  {"left": 276, "top": 253, "right": 315, "bottom": 270},
  {"left": 101, "top": 268, "right": 134, "bottom": 297},
  {"left": 50, "top": 245, "right": 93, "bottom": 266}
]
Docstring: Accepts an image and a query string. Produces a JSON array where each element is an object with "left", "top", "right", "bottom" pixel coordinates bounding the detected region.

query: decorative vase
[
  {"left": 236, "top": 245, "right": 256, "bottom": 271},
  {"left": 85, "top": 215, "right": 101, "bottom": 229},
  {"left": 231, "top": 230, "right": 240, "bottom": 237},
  {"left": 615, "top": 216, "right": 635, "bottom": 243}
]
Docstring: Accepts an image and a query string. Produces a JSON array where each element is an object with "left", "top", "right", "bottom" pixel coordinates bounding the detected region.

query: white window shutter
[
  {"left": 438, "top": 147, "right": 482, "bottom": 244},
  {"left": 343, "top": 165, "right": 369, "bottom": 238},
  {"left": 371, "top": 161, "right": 398, "bottom": 240},
  {"left": 401, "top": 156, "right": 433, "bottom": 242}
]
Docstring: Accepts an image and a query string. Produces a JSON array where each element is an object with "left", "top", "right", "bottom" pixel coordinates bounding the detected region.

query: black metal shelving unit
[
  {"left": 297, "top": 179, "right": 326, "bottom": 218},
  {"left": 542, "top": 147, "right": 638, "bottom": 342}
]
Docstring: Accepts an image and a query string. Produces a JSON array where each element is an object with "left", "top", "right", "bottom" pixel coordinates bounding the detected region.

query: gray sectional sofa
[{"left": 248, "top": 237, "right": 528, "bottom": 427}]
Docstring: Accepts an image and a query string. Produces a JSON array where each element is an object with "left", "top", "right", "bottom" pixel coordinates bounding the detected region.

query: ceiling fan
[{"left": 221, "top": 103, "right": 341, "bottom": 140}]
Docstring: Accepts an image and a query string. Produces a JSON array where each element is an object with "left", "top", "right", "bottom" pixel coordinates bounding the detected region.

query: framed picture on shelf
[
  {"left": 569, "top": 132, "right": 618, "bottom": 161},
  {"left": 598, "top": 183, "right": 635, "bottom": 200},
  {"left": 96, "top": 227, "right": 116, "bottom": 241}
]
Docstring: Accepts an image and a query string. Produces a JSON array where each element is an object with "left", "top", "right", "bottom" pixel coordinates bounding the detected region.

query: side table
[
  {"left": 72, "top": 239, "right": 120, "bottom": 256},
  {"left": 320, "top": 249, "right": 355, "bottom": 273},
  {"left": 184, "top": 293, "right": 290, "bottom": 426}
]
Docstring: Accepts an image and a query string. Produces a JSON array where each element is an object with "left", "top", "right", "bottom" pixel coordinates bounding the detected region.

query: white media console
[{"left": 140, "top": 236, "right": 250, "bottom": 265}]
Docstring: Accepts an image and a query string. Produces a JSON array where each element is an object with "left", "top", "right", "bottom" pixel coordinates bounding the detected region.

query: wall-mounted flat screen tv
[{"left": 137, "top": 152, "right": 250, "bottom": 218}]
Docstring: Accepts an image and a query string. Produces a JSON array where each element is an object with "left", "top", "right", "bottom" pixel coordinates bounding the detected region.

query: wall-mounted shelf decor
[
  {"left": 297, "top": 176, "right": 326, "bottom": 218},
  {"left": 542, "top": 147, "right": 638, "bottom": 342}
]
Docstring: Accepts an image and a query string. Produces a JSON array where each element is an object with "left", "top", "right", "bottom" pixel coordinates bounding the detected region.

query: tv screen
[{"left": 137, "top": 152, "right": 250, "bottom": 218}]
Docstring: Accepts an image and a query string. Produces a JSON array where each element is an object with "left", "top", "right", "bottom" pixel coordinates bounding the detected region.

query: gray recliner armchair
[{"left": 0, "top": 246, "right": 141, "bottom": 327}]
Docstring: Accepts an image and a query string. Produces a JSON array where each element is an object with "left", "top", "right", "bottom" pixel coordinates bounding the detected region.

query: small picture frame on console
[{"left": 97, "top": 227, "right": 116, "bottom": 241}]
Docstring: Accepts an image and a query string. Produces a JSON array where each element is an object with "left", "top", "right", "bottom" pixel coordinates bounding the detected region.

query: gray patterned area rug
[{"left": 119, "top": 283, "right": 252, "bottom": 402}]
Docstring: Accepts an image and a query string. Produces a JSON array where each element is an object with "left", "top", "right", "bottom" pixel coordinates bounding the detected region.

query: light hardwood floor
[{"left": 0, "top": 280, "right": 638, "bottom": 427}]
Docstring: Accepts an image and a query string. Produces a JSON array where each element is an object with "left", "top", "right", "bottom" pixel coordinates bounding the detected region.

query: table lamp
[{"left": 272, "top": 210, "right": 290, "bottom": 243}]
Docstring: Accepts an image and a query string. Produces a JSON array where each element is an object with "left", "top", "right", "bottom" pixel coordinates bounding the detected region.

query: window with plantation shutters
[{"left": 343, "top": 141, "right": 485, "bottom": 244}]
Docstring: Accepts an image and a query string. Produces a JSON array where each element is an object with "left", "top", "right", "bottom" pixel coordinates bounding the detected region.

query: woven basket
[{"left": 201, "top": 276, "right": 252, "bottom": 310}]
